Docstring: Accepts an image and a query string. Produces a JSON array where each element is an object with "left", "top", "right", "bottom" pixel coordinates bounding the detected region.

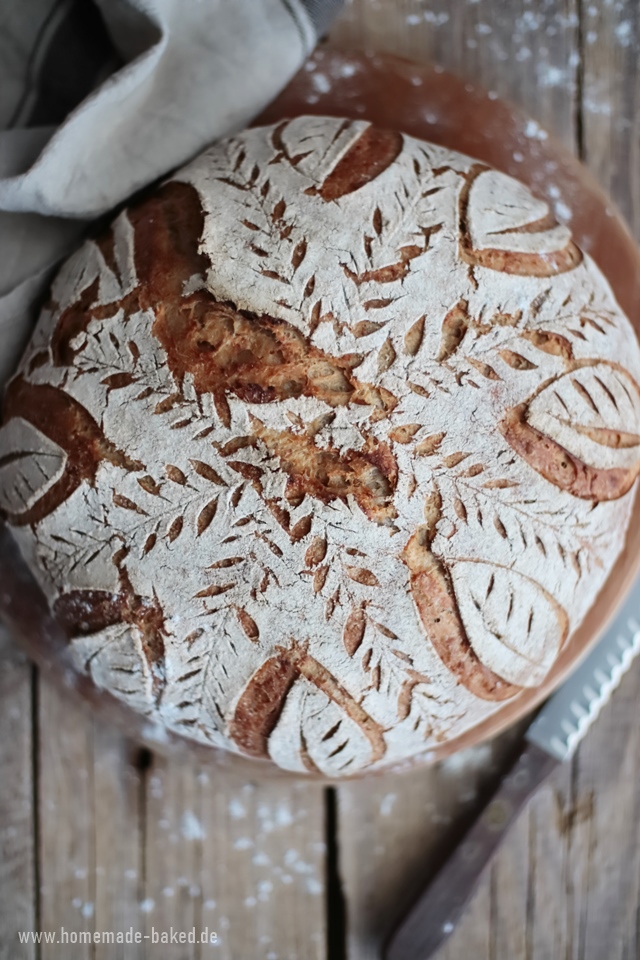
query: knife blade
[{"left": 385, "top": 585, "right": 640, "bottom": 960}]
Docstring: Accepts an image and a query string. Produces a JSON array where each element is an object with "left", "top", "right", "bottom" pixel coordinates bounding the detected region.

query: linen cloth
[{"left": 0, "top": 0, "right": 344, "bottom": 385}]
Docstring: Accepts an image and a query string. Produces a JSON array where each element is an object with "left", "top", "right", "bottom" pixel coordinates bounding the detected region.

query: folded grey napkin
[{"left": 0, "top": 0, "right": 343, "bottom": 386}]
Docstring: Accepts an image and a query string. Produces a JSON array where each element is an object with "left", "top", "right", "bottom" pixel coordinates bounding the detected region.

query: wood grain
[
  {"left": 569, "top": 666, "right": 640, "bottom": 960},
  {"left": 38, "top": 678, "right": 95, "bottom": 960},
  {"left": 198, "top": 774, "right": 326, "bottom": 960},
  {"left": 330, "top": 0, "right": 580, "bottom": 148},
  {"left": 0, "top": 626, "right": 35, "bottom": 960},
  {"left": 23, "top": 673, "right": 327, "bottom": 958},
  {"left": 92, "top": 727, "right": 144, "bottom": 960},
  {"left": 581, "top": 0, "right": 640, "bottom": 230},
  {"left": 139, "top": 753, "right": 327, "bottom": 959},
  {"left": 336, "top": 732, "right": 523, "bottom": 960},
  {"left": 141, "top": 755, "right": 201, "bottom": 959}
]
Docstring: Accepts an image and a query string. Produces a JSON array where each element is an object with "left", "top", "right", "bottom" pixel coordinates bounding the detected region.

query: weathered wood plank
[
  {"left": 0, "top": 628, "right": 35, "bottom": 960},
  {"left": 137, "top": 751, "right": 327, "bottom": 959},
  {"left": 337, "top": 735, "right": 521, "bottom": 960},
  {"left": 140, "top": 754, "right": 201, "bottom": 958},
  {"left": 37, "top": 681, "right": 145, "bottom": 960},
  {"left": 331, "top": 0, "right": 580, "bottom": 148},
  {"left": 197, "top": 772, "right": 326, "bottom": 960},
  {"left": 38, "top": 678, "right": 95, "bottom": 960},
  {"left": 336, "top": 654, "right": 640, "bottom": 960},
  {"left": 581, "top": 1, "right": 640, "bottom": 231},
  {"left": 33, "top": 677, "right": 328, "bottom": 960},
  {"left": 442, "top": 872, "right": 492, "bottom": 960},
  {"left": 570, "top": 664, "right": 640, "bottom": 960},
  {"left": 92, "top": 726, "right": 144, "bottom": 960},
  {"left": 481, "top": 807, "right": 530, "bottom": 960},
  {"left": 517, "top": 763, "right": 577, "bottom": 959}
]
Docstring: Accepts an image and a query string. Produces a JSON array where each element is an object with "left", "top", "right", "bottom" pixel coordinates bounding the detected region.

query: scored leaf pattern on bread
[{"left": 1, "top": 117, "right": 639, "bottom": 776}]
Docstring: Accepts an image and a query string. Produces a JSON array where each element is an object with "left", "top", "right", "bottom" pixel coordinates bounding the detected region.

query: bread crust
[{"left": 2, "top": 116, "right": 639, "bottom": 776}]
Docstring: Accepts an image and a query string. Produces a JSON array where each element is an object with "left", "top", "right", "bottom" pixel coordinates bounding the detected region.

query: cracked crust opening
[{"left": 2, "top": 116, "right": 639, "bottom": 777}]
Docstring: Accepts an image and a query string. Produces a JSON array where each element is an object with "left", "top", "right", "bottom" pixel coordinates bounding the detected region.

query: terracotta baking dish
[{"left": 2, "top": 49, "right": 639, "bottom": 777}]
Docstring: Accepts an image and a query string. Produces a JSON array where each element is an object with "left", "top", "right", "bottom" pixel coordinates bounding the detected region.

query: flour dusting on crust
[{"left": 1, "top": 116, "right": 640, "bottom": 777}]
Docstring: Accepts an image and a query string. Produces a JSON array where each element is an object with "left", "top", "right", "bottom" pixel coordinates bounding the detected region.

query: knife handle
[{"left": 385, "top": 743, "right": 558, "bottom": 960}]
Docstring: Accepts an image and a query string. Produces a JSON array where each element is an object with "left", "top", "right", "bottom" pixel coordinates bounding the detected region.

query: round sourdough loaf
[{"left": 2, "top": 116, "right": 640, "bottom": 776}]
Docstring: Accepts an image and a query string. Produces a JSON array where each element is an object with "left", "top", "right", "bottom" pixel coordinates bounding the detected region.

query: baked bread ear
[{"left": 2, "top": 116, "right": 640, "bottom": 777}]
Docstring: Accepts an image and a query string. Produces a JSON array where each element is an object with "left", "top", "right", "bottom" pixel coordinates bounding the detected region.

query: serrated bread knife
[{"left": 385, "top": 584, "right": 640, "bottom": 960}]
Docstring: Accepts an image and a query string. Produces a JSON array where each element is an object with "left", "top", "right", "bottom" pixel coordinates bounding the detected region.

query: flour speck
[
  {"left": 538, "top": 65, "right": 567, "bottom": 87},
  {"left": 229, "top": 797, "right": 247, "bottom": 820},
  {"left": 312, "top": 73, "right": 331, "bottom": 95},
  {"left": 181, "top": 810, "right": 205, "bottom": 841},
  {"left": 615, "top": 20, "right": 633, "bottom": 47},
  {"left": 380, "top": 792, "right": 397, "bottom": 816},
  {"left": 441, "top": 744, "right": 492, "bottom": 775},
  {"left": 234, "top": 836, "right": 253, "bottom": 850},
  {"left": 524, "top": 119, "right": 548, "bottom": 140}
]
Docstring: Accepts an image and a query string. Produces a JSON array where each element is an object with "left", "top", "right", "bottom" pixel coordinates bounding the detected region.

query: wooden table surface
[{"left": 3, "top": 2, "right": 640, "bottom": 958}]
